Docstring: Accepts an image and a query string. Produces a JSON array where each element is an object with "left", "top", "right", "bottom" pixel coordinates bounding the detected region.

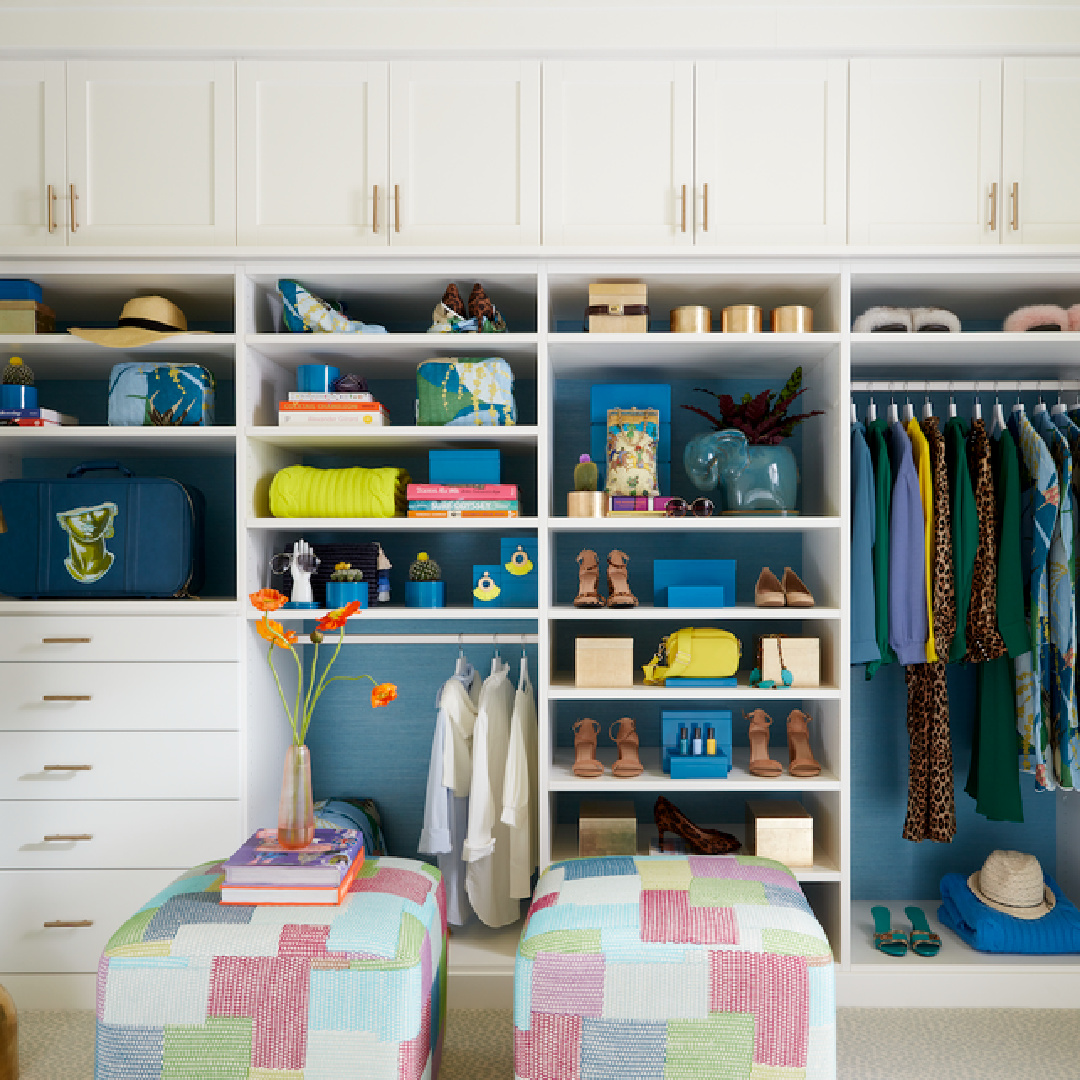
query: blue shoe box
[
  {"left": 662, "top": 709, "right": 733, "bottom": 774},
  {"left": 499, "top": 537, "right": 538, "bottom": 607},
  {"left": 429, "top": 449, "right": 501, "bottom": 485},
  {"left": 654, "top": 560, "right": 737, "bottom": 607},
  {"left": 589, "top": 384, "right": 671, "bottom": 494}
]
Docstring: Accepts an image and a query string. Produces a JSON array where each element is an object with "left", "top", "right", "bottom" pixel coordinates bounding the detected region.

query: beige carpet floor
[{"left": 16, "top": 1007, "right": 1080, "bottom": 1079}]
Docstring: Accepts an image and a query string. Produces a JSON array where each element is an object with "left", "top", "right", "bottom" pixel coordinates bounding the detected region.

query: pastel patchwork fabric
[
  {"left": 514, "top": 855, "right": 835, "bottom": 1080},
  {"left": 95, "top": 857, "right": 447, "bottom": 1080}
]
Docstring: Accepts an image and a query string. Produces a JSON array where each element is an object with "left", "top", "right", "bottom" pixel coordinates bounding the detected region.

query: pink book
[{"left": 406, "top": 483, "right": 518, "bottom": 500}]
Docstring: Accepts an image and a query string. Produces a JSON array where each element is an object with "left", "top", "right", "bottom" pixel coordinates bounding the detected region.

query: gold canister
[
  {"left": 669, "top": 305, "right": 712, "bottom": 333},
  {"left": 771, "top": 305, "right": 814, "bottom": 333},
  {"left": 567, "top": 491, "right": 609, "bottom": 518},
  {"left": 721, "top": 304, "right": 763, "bottom": 333}
]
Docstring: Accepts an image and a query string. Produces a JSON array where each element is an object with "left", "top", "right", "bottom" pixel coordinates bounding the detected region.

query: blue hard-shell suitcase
[{"left": 0, "top": 461, "right": 205, "bottom": 598}]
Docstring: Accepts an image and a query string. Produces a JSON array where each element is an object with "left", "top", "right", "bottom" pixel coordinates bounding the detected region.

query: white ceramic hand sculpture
[{"left": 288, "top": 539, "right": 318, "bottom": 605}]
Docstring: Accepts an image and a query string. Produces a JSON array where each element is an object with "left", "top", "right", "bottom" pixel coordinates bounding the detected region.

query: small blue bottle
[
  {"left": 678, "top": 725, "right": 690, "bottom": 756},
  {"left": 692, "top": 725, "right": 703, "bottom": 755}
]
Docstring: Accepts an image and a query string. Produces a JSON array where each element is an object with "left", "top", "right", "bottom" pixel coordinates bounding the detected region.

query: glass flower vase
[{"left": 277, "top": 743, "right": 314, "bottom": 850}]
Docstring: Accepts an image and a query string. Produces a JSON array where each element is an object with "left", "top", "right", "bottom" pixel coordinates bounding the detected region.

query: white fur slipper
[
  {"left": 1003, "top": 304, "right": 1069, "bottom": 332},
  {"left": 1067, "top": 304, "right": 1080, "bottom": 332},
  {"left": 853, "top": 306, "right": 912, "bottom": 333},
  {"left": 912, "top": 307, "right": 961, "bottom": 333}
]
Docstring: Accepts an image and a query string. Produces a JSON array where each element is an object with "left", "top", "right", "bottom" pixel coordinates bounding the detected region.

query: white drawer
[
  {"left": 0, "top": 662, "right": 238, "bottom": 731},
  {"left": 0, "top": 800, "right": 242, "bottom": 869},
  {"left": 0, "top": 868, "right": 187, "bottom": 973},
  {"left": 0, "top": 731, "right": 240, "bottom": 799},
  {"left": 0, "top": 615, "right": 239, "bottom": 662}
]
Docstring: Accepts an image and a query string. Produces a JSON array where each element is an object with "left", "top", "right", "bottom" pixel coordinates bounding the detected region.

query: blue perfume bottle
[
  {"left": 678, "top": 725, "right": 689, "bottom": 756},
  {"left": 692, "top": 725, "right": 703, "bottom": 755}
]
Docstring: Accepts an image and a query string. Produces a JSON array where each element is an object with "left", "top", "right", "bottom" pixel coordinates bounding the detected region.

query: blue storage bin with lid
[
  {"left": 429, "top": 449, "right": 501, "bottom": 485},
  {"left": 0, "top": 280, "right": 44, "bottom": 303},
  {"left": 654, "top": 559, "right": 737, "bottom": 607}
]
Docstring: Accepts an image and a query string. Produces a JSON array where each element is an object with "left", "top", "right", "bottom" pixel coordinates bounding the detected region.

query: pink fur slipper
[
  {"left": 1068, "top": 304, "right": 1080, "bottom": 332},
  {"left": 1003, "top": 304, "right": 1069, "bottom": 332}
]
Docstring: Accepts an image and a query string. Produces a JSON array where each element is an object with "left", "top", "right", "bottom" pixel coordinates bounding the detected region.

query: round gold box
[
  {"left": 670, "top": 305, "right": 712, "bottom": 333},
  {"left": 721, "top": 304, "right": 763, "bottom": 333},
  {"left": 567, "top": 491, "right": 609, "bottom": 518},
  {"left": 771, "top": 305, "right": 814, "bottom": 333}
]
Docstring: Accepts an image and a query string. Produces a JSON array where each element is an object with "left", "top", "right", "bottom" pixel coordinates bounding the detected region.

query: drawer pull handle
[
  {"left": 43, "top": 764, "right": 92, "bottom": 772},
  {"left": 44, "top": 920, "right": 93, "bottom": 928},
  {"left": 41, "top": 637, "right": 91, "bottom": 645},
  {"left": 70, "top": 183, "right": 79, "bottom": 232},
  {"left": 44, "top": 834, "right": 93, "bottom": 842},
  {"left": 43, "top": 695, "right": 91, "bottom": 702}
]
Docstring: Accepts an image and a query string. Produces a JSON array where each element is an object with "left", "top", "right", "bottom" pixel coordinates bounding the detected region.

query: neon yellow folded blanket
[{"left": 269, "top": 465, "right": 410, "bottom": 518}]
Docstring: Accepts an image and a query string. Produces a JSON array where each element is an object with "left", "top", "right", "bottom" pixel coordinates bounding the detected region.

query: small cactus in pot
[
  {"left": 409, "top": 552, "right": 442, "bottom": 582},
  {"left": 330, "top": 562, "right": 364, "bottom": 583},
  {"left": 325, "top": 562, "right": 366, "bottom": 609},
  {"left": 407, "top": 552, "right": 446, "bottom": 607}
]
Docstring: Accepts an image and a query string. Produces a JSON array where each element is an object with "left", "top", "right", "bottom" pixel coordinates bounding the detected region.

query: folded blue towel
[{"left": 938, "top": 872, "right": 1080, "bottom": 954}]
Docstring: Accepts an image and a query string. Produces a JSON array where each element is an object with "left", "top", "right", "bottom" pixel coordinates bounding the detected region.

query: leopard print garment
[{"left": 965, "top": 419, "right": 1008, "bottom": 662}]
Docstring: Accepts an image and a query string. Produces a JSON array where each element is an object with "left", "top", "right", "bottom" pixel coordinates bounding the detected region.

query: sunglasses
[{"left": 664, "top": 497, "right": 715, "bottom": 518}]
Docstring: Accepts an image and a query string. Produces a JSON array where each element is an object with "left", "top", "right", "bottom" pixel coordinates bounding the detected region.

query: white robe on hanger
[
  {"left": 462, "top": 660, "right": 521, "bottom": 927},
  {"left": 501, "top": 657, "right": 538, "bottom": 900}
]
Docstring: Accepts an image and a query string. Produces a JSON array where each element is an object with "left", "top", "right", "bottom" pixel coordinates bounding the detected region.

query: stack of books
[
  {"left": 219, "top": 826, "right": 365, "bottom": 905},
  {"left": 407, "top": 482, "right": 519, "bottom": 518},
  {"left": 277, "top": 390, "right": 389, "bottom": 428},
  {"left": 0, "top": 407, "right": 77, "bottom": 427}
]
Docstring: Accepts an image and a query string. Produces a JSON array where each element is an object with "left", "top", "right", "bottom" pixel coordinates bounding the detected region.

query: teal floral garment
[{"left": 1012, "top": 412, "right": 1058, "bottom": 792}]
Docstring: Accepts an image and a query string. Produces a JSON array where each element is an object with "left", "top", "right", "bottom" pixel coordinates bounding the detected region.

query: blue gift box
[
  {"left": 429, "top": 450, "right": 501, "bottom": 485},
  {"left": 654, "top": 560, "right": 737, "bottom": 607},
  {"left": 662, "top": 709, "right": 733, "bottom": 774},
  {"left": 472, "top": 564, "right": 504, "bottom": 606},
  {"left": 589, "top": 384, "right": 671, "bottom": 493},
  {"left": 499, "top": 538, "right": 538, "bottom": 607}
]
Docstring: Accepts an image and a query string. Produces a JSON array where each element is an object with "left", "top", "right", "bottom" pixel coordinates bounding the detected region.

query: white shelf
[
  {"left": 552, "top": 604, "right": 840, "bottom": 621},
  {"left": 548, "top": 673, "right": 840, "bottom": 700},
  {"left": 549, "top": 515, "right": 840, "bottom": 532},
  {"left": 0, "top": 333, "right": 237, "bottom": 377},
  {"left": 246, "top": 425, "right": 538, "bottom": 451},
  {"left": 0, "top": 426, "right": 236, "bottom": 453},
  {"left": 247, "top": 516, "right": 539, "bottom": 532},
  {"left": 549, "top": 745, "right": 840, "bottom": 792},
  {"left": 251, "top": 606, "right": 539, "bottom": 621}
]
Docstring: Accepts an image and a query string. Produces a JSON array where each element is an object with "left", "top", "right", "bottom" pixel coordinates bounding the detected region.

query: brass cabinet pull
[
  {"left": 43, "top": 695, "right": 91, "bottom": 702},
  {"left": 680, "top": 184, "right": 687, "bottom": 233},
  {"left": 41, "top": 638, "right": 91, "bottom": 645},
  {"left": 988, "top": 182, "right": 997, "bottom": 231},
  {"left": 702, "top": 183, "right": 708, "bottom": 232},
  {"left": 70, "top": 183, "right": 78, "bottom": 232},
  {"left": 43, "top": 764, "right": 92, "bottom": 772},
  {"left": 372, "top": 184, "right": 379, "bottom": 234},
  {"left": 44, "top": 920, "right": 93, "bottom": 928},
  {"left": 44, "top": 834, "right": 93, "bottom": 842},
  {"left": 394, "top": 184, "right": 400, "bottom": 232},
  {"left": 1011, "top": 181, "right": 1019, "bottom": 230},
  {"left": 47, "top": 184, "right": 57, "bottom": 232}
]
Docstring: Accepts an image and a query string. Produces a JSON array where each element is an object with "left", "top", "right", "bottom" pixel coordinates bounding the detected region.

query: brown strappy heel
[
  {"left": 606, "top": 549, "right": 638, "bottom": 607},
  {"left": 787, "top": 709, "right": 821, "bottom": 777},
  {"left": 571, "top": 718, "right": 604, "bottom": 777},
  {"left": 609, "top": 717, "right": 644, "bottom": 777},
  {"left": 746, "top": 709, "right": 783, "bottom": 777},
  {"left": 574, "top": 549, "right": 603, "bottom": 607},
  {"left": 653, "top": 795, "right": 740, "bottom": 855}
]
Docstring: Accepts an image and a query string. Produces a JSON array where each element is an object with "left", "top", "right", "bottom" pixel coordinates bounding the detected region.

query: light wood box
[
  {"left": 745, "top": 799, "right": 814, "bottom": 868},
  {"left": 760, "top": 636, "right": 820, "bottom": 687},
  {"left": 575, "top": 637, "right": 635, "bottom": 687},
  {"left": 588, "top": 283, "right": 648, "bottom": 333},
  {"left": 579, "top": 800, "right": 638, "bottom": 857},
  {"left": 0, "top": 300, "right": 55, "bottom": 334}
]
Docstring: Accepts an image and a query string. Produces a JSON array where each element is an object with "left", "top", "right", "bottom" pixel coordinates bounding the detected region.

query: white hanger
[
  {"left": 867, "top": 397, "right": 878, "bottom": 423},
  {"left": 887, "top": 387, "right": 899, "bottom": 425},
  {"left": 991, "top": 389, "right": 1005, "bottom": 437},
  {"left": 1033, "top": 387, "right": 1047, "bottom": 417},
  {"left": 922, "top": 393, "right": 934, "bottom": 420},
  {"left": 972, "top": 382, "right": 982, "bottom": 422},
  {"left": 1012, "top": 383, "right": 1025, "bottom": 419},
  {"left": 1052, "top": 389, "right": 1068, "bottom": 417},
  {"left": 519, "top": 636, "right": 530, "bottom": 688},
  {"left": 948, "top": 388, "right": 957, "bottom": 419},
  {"left": 902, "top": 385, "right": 915, "bottom": 423},
  {"left": 490, "top": 633, "right": 502, "bottom": 676},
  {"left": 455, "top": 633, "right": 469, "bottom": 677},
  {"left": 850, "top": 400, "right": 858, "bottom": 425}
]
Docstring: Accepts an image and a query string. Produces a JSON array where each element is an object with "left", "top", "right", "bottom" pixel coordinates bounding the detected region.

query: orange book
[
  {"left": 278, "top": 401, "right": 385, "bottom": 412},
  {"left": 407, "top": 509, "right": 519, "bottom": 518}
]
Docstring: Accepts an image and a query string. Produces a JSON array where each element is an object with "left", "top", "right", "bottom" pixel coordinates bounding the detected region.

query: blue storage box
[
  {"left": 670, "top": 752, "right": 731, "bottom": 779},
  {"left": 0, "top": 279, "right": 43, "bottom": 303},
  {"left": 654, "top": 559, "right": 737, "bottom": 607},
  {"left": 108, "top": 362, "right": 215, "bottom": 427},
  {"left": 499, "top": 538, "right": 538, "bottom": 607},
  {"left": 662, "top": 709, "right": 733, "bottom": 774},
  {"left": 666, "top": 585, "right": 727, "bottom": 608},
  {"left": 589, "top": 384, "right": 671, "bottom": 493},
  {"left": 429, "top": 449, "right": 501, "bottom": 485},
  {"left": 472, "top": 564, "right": 504, "bottom": 607}
]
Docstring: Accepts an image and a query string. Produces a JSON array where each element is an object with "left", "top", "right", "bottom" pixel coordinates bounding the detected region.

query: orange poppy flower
[
  {"left": 256, "top": 617, "right": 298, "bottom": 649},
  {"left": 371, "top": 682, "right": 397, "bottom": 708},
  {"left": 250, "top": 588, "right": 288, "bottom": 613},
  {"left": 316, "top": 600, "right": 364, "bottom": 632}
]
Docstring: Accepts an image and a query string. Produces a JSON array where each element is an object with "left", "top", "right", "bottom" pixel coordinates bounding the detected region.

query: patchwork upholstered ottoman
[
  {"left": 95, "top": 856, "right": 447, "bottom": 1080},
  {"left": 514, "top": 855, "right": 835, "bottom": 1080}
]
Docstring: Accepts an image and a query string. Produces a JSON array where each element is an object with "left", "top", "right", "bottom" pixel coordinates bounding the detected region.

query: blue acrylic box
[
  {"left": 499, "top": 538, "right": 538, "bottom": 607},
  {"left": 662, "top": 709, "right": 733, "bottom": 775},
  {"left": 429, "top": 449, "right": 501, "bottom": 485},
  {"left": 654, "top": 560, "right": 737, "bottom": 608}
]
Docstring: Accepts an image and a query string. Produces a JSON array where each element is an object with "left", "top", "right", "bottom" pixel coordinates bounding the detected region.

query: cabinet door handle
[
  {"left": 43, "top": 695, "right": 91, "bottom": 702},
  {"left": 394, "top": 184, "right": 401, "bottom": 233},
  {"left": 47, "top": 184, "right": 57, "bottom": 232},
  {"left": 372, "top": 184, "right": 379, "bottom": 234},
  {"left": 44, "top": 920, "right": 93, "bottom": 928},
  {"left": 43, "top": 764, "right": 93, "bottom": 772},
  {"left": 988, "top": 182, "right": 997, "bottom": 231},
  {"left": 41, "top": 637, "right": 91, "bottom": 645},
  {"left": 43, "top": 834, "right": 93, "bottom": 842},
  {"left": 702, "top": 183, "right": 708, "bottom": 233},
  {"left": 680, "top": 184, "right": 687, "bottom": 233},
  {"left": 1010, "top": 182, "right": 1019, "bottom": 230},
  {"left": 70, "top": 183, "right": 79, "bottom": 232}
]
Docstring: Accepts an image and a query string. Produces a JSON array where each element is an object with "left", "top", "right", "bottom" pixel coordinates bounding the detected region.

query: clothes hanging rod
[
  {"left": 851, "top": 380, "right": 1080, "bottom": 393},
  {"left": 337, "top": 634, "right": 537, "bottom": 646}
]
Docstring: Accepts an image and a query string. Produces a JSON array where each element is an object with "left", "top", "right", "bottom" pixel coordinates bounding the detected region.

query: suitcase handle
[{"left": 67, "top": 460, "right": 134, "bottom": 479}]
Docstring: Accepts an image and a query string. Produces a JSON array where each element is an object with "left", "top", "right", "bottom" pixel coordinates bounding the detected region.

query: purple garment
[{"left": 888, "top": 421, "right": 929, "bottom": 664}]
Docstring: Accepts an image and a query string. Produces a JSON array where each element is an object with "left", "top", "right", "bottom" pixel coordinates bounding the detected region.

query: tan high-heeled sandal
[
  {"left": 755, "top": 567, "right": 785, "bottom": 607},
  {"left": 606, "top": 549, "right": 638, "bottom": 607},
  {"left": 787, "top": 709, "right": 821, "bottom": 777},
  {"left": 574, "top": 549, "right": 603, "bottom": 608},
  {"left": 781, "top": 567, "right": 814, "bottom": 607},
  {"left": 746, "top": 708, "right": 783, "bottom": 777},
  {"left": 609, "top": 717, "right": 644, "bottom": 777},
  {"left": 572, "top": 718, "right": 604, "bottom": 777}
]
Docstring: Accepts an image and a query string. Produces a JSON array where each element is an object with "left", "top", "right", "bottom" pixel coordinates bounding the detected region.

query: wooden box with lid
[
  {"left": 587, "top": 283, "right": 648, "bottom": 333},
  {"left": 745, "top": 799, "right": 814, "bottom": 868}
]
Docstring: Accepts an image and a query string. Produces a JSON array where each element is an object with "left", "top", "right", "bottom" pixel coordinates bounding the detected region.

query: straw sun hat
[
  {"left": 69, "top": 295, "right": 209, "bottom": 348},
  {"left": 968, "top": 850, "right": 1056, "bottom": 920}
]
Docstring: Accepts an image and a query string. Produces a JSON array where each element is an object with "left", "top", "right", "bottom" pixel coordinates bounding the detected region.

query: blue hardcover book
[{"left": 223, "top": 827, "right": 363, "bottom": 885}]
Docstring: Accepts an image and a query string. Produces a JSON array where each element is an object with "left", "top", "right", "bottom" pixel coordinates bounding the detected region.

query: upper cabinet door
[
  {"left": 238, "top": 62, "right": 388, "bottom": 247},
  {"left": 849, "top": 59, "right": 1002, "bottom": 245},
  {"left": 544, "top": 61, "right": 694, "bottom": 246},
  {"left": 390, "top": 61, "right": 539, "bottom": 246},
  {"left": 66, "top": 61, "right": 236, "bottom": 246},
  {"left": 0, "top": 62, "right": 66, "bottom": 246},
  {"left": 695, "top": 61, "right": 847, "bottom": 246},
  {"left": 1002, "top": 59, "right": 1080, "bottom": 245}
]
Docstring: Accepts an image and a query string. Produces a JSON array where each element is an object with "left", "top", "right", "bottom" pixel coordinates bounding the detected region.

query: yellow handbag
[{"left": 642, "top": 627, "right": 741, "bottom": 685}]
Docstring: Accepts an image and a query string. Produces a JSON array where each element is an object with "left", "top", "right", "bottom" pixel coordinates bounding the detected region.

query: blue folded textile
[{"left": 938, "top": 872, "right": 1080, "bottom": 954}]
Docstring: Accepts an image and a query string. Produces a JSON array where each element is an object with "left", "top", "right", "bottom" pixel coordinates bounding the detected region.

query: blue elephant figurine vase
[{"left": 683, "top": 429, "right": 798, "bottom": 514}]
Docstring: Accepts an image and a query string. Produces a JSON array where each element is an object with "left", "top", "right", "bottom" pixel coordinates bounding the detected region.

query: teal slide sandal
[
  {"left": 871, "top": 906, "right": 908, "bottom": 956},
  {"left": 905, "top": 905, "right": 942, "bottom": 957}
]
